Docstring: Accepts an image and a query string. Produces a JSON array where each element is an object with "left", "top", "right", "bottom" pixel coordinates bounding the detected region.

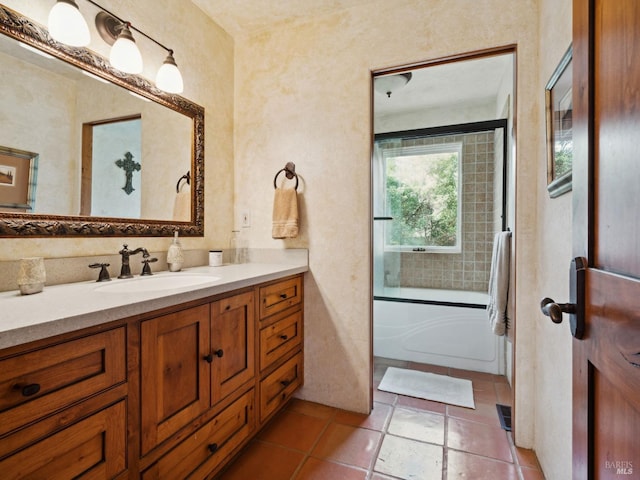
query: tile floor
[{"left": 215, "top": 358, "right": 545, "bottom": 480}]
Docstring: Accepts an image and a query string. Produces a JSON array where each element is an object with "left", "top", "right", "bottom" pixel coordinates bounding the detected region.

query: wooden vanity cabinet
[{"left": 0, "top": 273, "right": 303, "bottom": 479}]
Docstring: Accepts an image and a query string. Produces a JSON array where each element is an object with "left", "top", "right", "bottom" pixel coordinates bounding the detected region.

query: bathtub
[{"left": 373, "top": 288, "right": 505, "bottom": 375}]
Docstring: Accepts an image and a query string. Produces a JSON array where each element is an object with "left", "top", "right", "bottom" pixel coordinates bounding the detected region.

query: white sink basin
[{"left": 95, "top": 273, "right": 221, "bottom": 294}]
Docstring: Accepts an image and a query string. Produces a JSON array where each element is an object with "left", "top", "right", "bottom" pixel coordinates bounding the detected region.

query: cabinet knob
[
  {"left": 20, "top": 383, "right": 41, "bottom": 397},
  {"left": 280, "top": 293, "right": 288, "bottom": 299},
  {"left": 208, "top": 443, "right": 218, "bottom": 454},
  {"left": 204, "top": 349, "right": 224, "bottom": 362},
  {"left": 280, "top": 379, "right": 291, "bottom": 387},
  {"left": 279, "top": 334, "right": 288, "bottom": 340}
]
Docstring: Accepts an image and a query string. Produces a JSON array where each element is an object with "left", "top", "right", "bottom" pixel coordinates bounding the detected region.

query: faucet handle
[
  {"left": 141, "top": 257, "right": 158, "bottom": 276},
  {"left": 89, "top": 263, "right": 111, "bottom": 282}
]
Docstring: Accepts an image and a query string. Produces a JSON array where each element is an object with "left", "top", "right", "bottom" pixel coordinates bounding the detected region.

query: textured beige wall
[
  {"left": 234, "top": 0, "right": 540, "bottom": 442},
  {"left": 535, "top": 0, "right": 573, "bottom": 478},
  {"left": 0, "top": 0, "right": 234, "bottom": 258}
]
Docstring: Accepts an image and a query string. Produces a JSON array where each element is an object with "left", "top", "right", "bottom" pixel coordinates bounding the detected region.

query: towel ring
[
  {"left": 176, "top": 171, "right": 190, "bottom": 193},
  {"left": 273, "top": 162, "right": 299, "bottom": 190}
]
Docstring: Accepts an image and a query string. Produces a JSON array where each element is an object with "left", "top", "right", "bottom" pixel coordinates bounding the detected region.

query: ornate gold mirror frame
[{"left": 0, "top": 5, "right": 204, "bottom": 236}]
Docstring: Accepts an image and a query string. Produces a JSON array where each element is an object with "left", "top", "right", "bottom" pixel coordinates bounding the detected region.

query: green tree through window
[{"left": 385, "top": 146, "right": 460, "bottom": 249}]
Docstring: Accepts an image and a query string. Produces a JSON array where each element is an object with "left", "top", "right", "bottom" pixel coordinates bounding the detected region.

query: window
[{"left": 381, "top": 142, "right": 462, "bottom": 252}]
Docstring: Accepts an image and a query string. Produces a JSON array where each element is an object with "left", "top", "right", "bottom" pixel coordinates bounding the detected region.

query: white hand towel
[
  {"left": 487, "top": 231, "right": 511, "bottom": 336},
  {"left": 272, "top": 187, "right": 299, "bottom": 239},
  {"left": 173, "top": 185, "right": 191, "bottom": 221}
]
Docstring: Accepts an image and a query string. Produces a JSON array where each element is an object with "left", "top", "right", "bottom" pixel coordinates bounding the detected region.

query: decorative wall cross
[{"left": 115, "top": 151, "right": 141, "bottom": 195}]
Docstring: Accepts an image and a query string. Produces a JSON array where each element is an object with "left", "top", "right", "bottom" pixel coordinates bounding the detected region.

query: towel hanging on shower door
[{"left": 487, "top": 231, "right": 511, "bottom": 336}]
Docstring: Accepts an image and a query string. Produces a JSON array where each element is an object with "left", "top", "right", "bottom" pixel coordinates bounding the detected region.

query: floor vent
[{"left": 496, "top": 404, "right": 512, "bottom": 431}]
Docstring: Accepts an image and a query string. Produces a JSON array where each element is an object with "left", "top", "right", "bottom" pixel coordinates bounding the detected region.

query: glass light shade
[
  {"left": 374, "top": 72, "right": 412, "bottom": 98},
  {"left": 156, "top": 52, "right": 184, "bottom": 93},
  {"left": 109, "top": 24, "right": 143, "bottom": 74},
  {"left": 47, "top": 0, "right": 90, "bottom": 47}
]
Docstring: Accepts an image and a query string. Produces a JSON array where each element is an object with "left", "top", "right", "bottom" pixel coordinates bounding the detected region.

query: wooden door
[
  {"left": 572, "top": 0, "right": 640, "bottom": 478},
  {"left": 140, "top": 304, "right": 210, "bottom": 455},
  {"left": 210, "top": 291, "right": 255, "bottom": 404}
]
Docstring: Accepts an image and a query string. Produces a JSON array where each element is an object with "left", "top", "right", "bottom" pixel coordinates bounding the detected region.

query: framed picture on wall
[
  {"left": 545, "top": 45, "right": 573, "bottom": 198},
  {"left": 0, "top": 146, "right": 39, "bottom": 211}
]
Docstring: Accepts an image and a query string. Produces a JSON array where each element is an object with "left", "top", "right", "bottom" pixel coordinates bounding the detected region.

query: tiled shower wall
[{"left": 384, "top": 131, "right": 499, "bottom": 292}]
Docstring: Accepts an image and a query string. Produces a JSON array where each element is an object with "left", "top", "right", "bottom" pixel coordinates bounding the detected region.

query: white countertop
[{"left": 0, "top": 263, "right": 308, "bottom": 350}]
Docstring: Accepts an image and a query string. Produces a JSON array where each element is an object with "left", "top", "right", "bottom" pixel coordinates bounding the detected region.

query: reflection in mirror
[
  {"left": 82, "top": 115, "right": 143, "bottom": 218},
  {"left": 0, "top": 4, "right": 204, "bottom": 236}
]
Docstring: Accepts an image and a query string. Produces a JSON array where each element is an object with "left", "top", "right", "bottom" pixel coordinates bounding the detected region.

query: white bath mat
[{"left": 378, "top": 367, "right": 475, "bottom": 409}]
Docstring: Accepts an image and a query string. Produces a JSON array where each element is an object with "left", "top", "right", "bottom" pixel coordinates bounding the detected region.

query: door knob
[
  {"left": 540, "top": 257, "right": 586, "bottom": 339},
  {"left": 540, "top": 298, "right": 576, "bottom": 323}
]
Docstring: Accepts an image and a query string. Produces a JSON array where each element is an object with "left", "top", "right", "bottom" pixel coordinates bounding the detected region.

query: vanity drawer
[
  {"left": 0, "top": 327, "right": 126, "bottom": 436},
  {"left": 259, "top": 310, "right": 302, "bottom": 372},
  {"left": 142, "top": 389, "right": 255, "bottom": 480},
  {"left": 259, "top": 352, "right": 303, "bottom": 423},
  {"left": 259, "top": 276, "right": 302, "bottom": 319},
  {"left": 0, "top": 399, "right": 127, "bottom": 479}
]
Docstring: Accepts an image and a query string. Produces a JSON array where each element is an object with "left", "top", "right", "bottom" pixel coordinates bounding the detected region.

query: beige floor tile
[
  {"left": 387, "top": 407, "right": 445, "bottom": 445},
  {"left": 447, "top": 449, "right": 519, "bottom": 480},
  {"left": 374, "top": 434, "right": 443, "bottom": 480}
]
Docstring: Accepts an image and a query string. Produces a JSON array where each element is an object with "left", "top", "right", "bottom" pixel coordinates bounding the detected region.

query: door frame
[{"left": 369, "top": 46, "right": 518, "bottom": 425}]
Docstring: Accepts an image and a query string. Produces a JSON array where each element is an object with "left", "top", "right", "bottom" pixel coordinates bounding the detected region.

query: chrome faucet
[{"left": 118, "top": 244, "right": 149, "bottom": 279}]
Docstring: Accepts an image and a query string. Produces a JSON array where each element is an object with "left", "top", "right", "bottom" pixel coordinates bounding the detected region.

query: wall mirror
[{"left": 0, "top": 4, "right": 204, "bottom": 236}]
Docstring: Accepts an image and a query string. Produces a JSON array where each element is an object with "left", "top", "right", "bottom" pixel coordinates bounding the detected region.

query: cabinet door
[
  {"left": 140, "top": 304, "right": 210, "bottom": 455},
  {"left": 210, "top": 291, "right": 255, "bottom": 404}
]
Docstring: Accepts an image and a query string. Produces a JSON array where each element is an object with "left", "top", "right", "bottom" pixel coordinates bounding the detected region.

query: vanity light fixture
[
  {"left": 47, "top": 0, "right": 184, "bottom": 93},
  {"left": 47, "top": 0, "right": 91, "bottom": 47},
  {"left": 108, "top": 21, "right": 143, "bottom": 74},
  {"left": 374, "top": 72, "right": 413, "bottom": 98},
  {"left": 155, "top": 51, "right": 184, "bottom": 94},
  {"left": 94, "top": 8, "right": 184, "bottom": 92}
]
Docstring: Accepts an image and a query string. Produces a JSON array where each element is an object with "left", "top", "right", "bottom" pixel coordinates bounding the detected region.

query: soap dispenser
[{"left": 167, "top": 230, "right": 184, "bottom": 272}]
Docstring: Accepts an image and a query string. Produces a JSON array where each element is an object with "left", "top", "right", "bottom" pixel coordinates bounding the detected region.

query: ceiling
[
  {"left": 190, "top": 1, "right": 513, "bottom": 116},
  {"left": 374, "top": 54, "right": 513, "bottom": 117},
  {"left": 190, "top": 0, "right": 378, "bottom": 37}
]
